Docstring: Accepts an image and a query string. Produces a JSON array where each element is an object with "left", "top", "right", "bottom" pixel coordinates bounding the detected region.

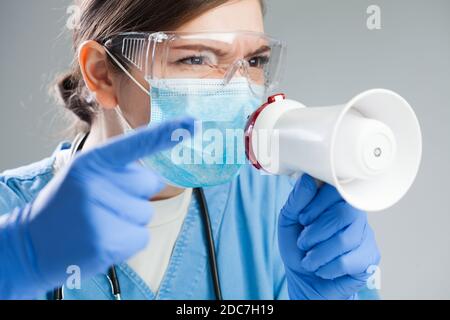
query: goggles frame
[{"left": 102, "top": 31, "right": 286, "bottom": 92}]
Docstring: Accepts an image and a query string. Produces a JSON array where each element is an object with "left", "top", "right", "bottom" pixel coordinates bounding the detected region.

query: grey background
[{"left": 0, "top": 0, "right": 449, "bottom": 299}]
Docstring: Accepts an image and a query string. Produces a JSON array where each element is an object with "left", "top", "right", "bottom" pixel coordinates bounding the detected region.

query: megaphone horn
[{"left": 245, "top": 89, "right": 422, "bottom": 212}]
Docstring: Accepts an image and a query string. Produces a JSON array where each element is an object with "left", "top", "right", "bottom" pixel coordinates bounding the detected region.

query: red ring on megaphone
[{"left": 245, "top": 93, "right": 286, "bottom": 170}]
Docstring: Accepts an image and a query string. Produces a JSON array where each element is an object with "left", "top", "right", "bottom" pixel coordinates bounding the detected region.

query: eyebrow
[
  {"left": 171, "top": 44, "right": 229, "bottom": 57},
  {"left": 171, "top": 44, "right": 271, "bottom": 58},
  {"left": 245, "top": 45, "right": 271, "bottom": 59}
]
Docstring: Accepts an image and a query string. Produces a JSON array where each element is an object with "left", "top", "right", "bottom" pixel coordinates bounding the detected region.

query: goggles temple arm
[{"left": 103, "top": 46, "right": 150, "bottom": 96}]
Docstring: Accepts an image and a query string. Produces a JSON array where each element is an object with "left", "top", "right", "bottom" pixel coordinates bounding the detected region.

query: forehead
[
  {"left": 177, "top": 0, "right": 264, "bottom": 33},
  {"left": 166, "top": 33, "right": 271, "bottom": 57}
]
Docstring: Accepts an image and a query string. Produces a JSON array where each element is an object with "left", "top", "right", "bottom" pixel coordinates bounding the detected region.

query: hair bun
[
  {"left": 54, "top": 71, "right": 95, "bottom": 125},
  {"left": 57, "top": 72, "right": 79, "bottom": 105}
]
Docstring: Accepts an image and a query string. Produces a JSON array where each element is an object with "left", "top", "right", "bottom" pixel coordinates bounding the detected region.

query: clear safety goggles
[{"left": 102, "top": 31, "right": 286, "bottom": 94}]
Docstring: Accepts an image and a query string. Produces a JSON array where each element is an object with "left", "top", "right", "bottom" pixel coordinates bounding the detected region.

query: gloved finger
[
  {"left": 297, "top": 202, "right": 364, "bottom": 251},
  {"left": 99, "top": 213, "right": 150, "bottom": 264},
  {"left": 278, "top": 175, "right": 315, "bottom": 268},
  {"left": 87, "top": 117, "right": 196, "bottom": 168},
  {"left": 106, "top": 194, "right": 155, "bottom": 226},
  {"left": 89, "top": 182, "right": 155, "bottom": 226},
  {"left": 298, "top": 184, "right": 343, "bottom": 226},
  {"left": 278, "top": 219, "right": 306, "bottom": 269},
  {"left": 279, "top": 174, "right": 318, "bottom": 225},
  {"left": 109, "top": 224, "right": 150, "bottom": 264},
  {"left": 111, "top": 163, "right": 165, "bottom": 199},
  {"left": 314, "top": 226, "right": 381, "bottom": 280},
  {"left": 300, "top": 216, "right": 366, "bottom": 272},
  {"left": 324, "top": 274, "right": 368, "bottom": 300}
]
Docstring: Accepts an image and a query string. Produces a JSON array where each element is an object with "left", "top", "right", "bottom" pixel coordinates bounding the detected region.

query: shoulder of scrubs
[{"left": 0, "top": 142, "right": 71, "bottom": 215}]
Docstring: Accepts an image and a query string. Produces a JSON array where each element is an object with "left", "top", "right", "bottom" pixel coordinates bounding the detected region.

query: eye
[
  {"left": 177, "top": 56, "right": 207, "bottom": 66},
  {"left": 248, "top": 55, "right": 270, "bottom": 68}
]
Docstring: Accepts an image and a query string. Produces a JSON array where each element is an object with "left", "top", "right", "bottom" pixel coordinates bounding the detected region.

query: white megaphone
[{"left": 245, "top": 89, "right": 422, "bottom": 212}]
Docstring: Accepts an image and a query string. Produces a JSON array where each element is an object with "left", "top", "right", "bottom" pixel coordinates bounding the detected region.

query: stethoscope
[{"left": 53, "top": 133, "right": 222, "bottom": 300}]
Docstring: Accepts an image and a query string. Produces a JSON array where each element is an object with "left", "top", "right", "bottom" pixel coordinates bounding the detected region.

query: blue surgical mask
[
  {"left": 141, "top": 78, "right": 264, "bottom": 188},
  {"left": 115, "top": 77, "right": 264, "bottom": 188}
]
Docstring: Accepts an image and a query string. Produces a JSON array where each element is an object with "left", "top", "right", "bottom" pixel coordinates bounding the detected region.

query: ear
[{"left": 78, "top": 40, "right": 118, "bottom": 109}]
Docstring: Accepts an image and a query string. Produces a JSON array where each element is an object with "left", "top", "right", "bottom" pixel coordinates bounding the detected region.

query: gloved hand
[
  {"left": 278, "top": 174, "right": 381, "bottom": 300},
  {"left": 0, "top": 118, "right": 194, "bottom": 300}
]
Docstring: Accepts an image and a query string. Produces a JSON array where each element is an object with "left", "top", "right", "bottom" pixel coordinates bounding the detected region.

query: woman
[{"left": 0, "top": 0, "right": 380, "bottom": 300}]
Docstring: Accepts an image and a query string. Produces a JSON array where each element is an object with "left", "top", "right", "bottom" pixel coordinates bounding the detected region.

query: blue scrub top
[{"left": 0, "top": 142, "right": 379, "bottom": 300}]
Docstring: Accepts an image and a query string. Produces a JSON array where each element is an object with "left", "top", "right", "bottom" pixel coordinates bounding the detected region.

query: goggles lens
[{"left": 104, "top": 31, "right": 286, "bottom": 92}]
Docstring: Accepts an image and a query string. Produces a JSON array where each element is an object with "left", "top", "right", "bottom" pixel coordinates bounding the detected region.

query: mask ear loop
[
  {"left": 114, "top": 104, "right": 133, "bottom": 132},
  {"left": 102, "top": 46, "right": 156, "bottom": 168},
  {"left": 103, "top": 46, "right": 151, "bottom": 132}
]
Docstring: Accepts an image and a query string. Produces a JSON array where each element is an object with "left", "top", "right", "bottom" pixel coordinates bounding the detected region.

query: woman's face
[{"left": 113, "top": 0, "right": 265, "bottom": 129}]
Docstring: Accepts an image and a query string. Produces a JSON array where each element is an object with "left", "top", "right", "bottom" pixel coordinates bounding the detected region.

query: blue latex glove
[
  {"left": 278, "top": 174, "right": 381, "bottom": 300},
  {"left": 0, "top": 118, "right": 194, "bottom": 300}
]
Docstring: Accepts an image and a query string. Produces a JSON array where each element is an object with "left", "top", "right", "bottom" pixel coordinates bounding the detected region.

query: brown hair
[{"left": 55, "top": 0, "right": 265, "bottom": 131}]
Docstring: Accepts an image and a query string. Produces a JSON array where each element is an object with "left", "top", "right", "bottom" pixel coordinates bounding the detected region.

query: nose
[{"left": 223, "top": 59, "right": 250, "bottom": 85}]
